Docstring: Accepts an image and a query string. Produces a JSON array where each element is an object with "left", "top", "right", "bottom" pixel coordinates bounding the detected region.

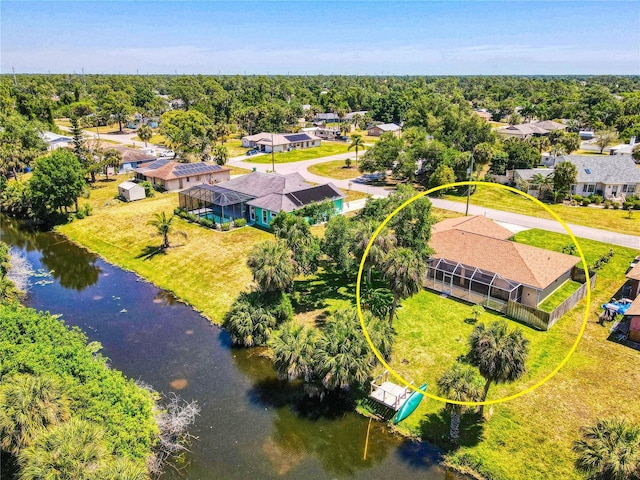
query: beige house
[
  {"left": 367, "top": 123, "right": 401, "bottom": 137},
  {"left": 241, "top": 132, "right": 321, "bottom": 153},
  {"left": 426, "top": 216, "right": 580, "bottom": 309},
  {"left": 134, "top": 159, "right": 230, "bottom": 192},
  {"left": 496, "top": 120, "right": 566, "bottom": 139}
]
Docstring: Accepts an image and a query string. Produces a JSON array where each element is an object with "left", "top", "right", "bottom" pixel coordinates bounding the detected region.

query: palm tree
[
  {"left": 436, "top": 364, "right": 483, "bottom": 443},
  {"left": 246, "top": 240, "right": 296, "bottom": 293},
  {"left": 102, "top": 148, "right": 122, "bottom": 181},
  {"left": 382, "top": 248, "right": 427, "bottom": 325},
  {"left": 269, "top": 321, "right": 319, "bottom": 382},
  {"left": 529, "top": 172, "right": 554, "bottom": 199},
  {"left": 573, "top": 417, "right": 640, "bottom": 480},
  {"left": 353, "top": 222, "right": 396, "bottom": 283},
  {"left": 0, "top": 374, "right": 70, "bottom": 455},
  {"left": 99, "top": 457, "right": 148, "bottom": 480},
  {"left": 213, "top": 145, "right": 229, "bottom": 165},
  {"left": 137, "top": 124, "right": 153, "bottom": 147},
  {"left": 468, "top": 320, "right": 530, "bottom": 416},
  {"left": 147, "top": 212, "right": 186, "bottom": 250},
  {"left": 315, "top": 309, "right": 372, "bottom": 392},
  {"left": 17, "top": 418, "right": 107, "bottom": 480},
  {"left": 348, "top": 134, "right": 365, "bottom": 167}
]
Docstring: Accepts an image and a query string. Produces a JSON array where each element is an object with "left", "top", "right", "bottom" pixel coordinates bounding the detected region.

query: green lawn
[
  {"left": 444, "top": 184, "right": 640, "bottom": 237},
  {"left": 307, "top": 160, "right": 362, "bottom": 180},
  {"left": 388, "top": 230, "right": 640, "bottom": 480},
  {"left": 538, "top": 280, "right": 583, "bottom": 313},
  {"left": 57, "top": 176, "right": 271, "bottom": 323},
  {"left": 248, "top": 143, "right": 352, "bottom": 164}
]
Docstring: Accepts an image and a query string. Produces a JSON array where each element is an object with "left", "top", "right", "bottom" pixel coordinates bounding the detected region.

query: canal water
[{"left": 0, "top": 217, "right": 461, "bottom": 480}]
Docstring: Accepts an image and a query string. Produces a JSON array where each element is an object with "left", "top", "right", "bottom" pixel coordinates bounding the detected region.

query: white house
[
  {"left": 118, "top": 181, "right": 146, "bottom": 202},
  {"left": 560, "top": 155, "right": 640, "bottom": 200},
  {"left": 41, "top": 131, "right": 73, "bottom": 150},
  {"left": 367, "top": 123, "right": 401, "bottom": 137},
  {"left": 241, "top": 132, "right": 321, "bottom": 153}
]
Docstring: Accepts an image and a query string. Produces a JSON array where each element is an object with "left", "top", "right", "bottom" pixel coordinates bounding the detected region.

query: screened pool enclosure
[
  {"left": 425, "top": 257, "right": 523, "bottom": 312},
  {"left": 178, "top": 185, "right": 254, "bottom": 224}
]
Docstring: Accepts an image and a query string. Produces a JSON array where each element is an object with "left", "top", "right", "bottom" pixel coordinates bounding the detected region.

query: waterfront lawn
[
  {"left": 248, "top": 143, "right": 351, "bottom": 164},
  {"left": 307, "top": 160, "right": 362, "bottom": 180},
  {"left": 58, "top": 175, "right": 271, "bottom": 323},
  {"left": 444, "top": 184, "right": 640, "bottom": 237},
  {"left": 391, "top": 231, "right": 640, "bottom": 480}
]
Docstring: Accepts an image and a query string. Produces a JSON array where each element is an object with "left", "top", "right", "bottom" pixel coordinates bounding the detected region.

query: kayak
[{"left": 392, "top": 383, "right": 428, "bottom": 425}]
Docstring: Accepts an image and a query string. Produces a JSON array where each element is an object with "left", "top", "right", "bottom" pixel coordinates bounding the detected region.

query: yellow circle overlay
[{"left": 356, "top": 181, "right": 591, "bottom": 406}]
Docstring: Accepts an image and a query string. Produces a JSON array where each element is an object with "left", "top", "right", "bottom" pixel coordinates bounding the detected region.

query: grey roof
[
  {"left": 372, "top": 123, "right": 401, "bottom": 131},
  {"left": 557, "top": 155, "right": 640, "bottom": 184},
  {"left": 246, "top": 183, "right": 345, "bottom": 212},
  {"left": 215, "top": 172, "right": 312, "bottom": 198},
  {"left": 118, "top": 181, "right": 143, "bottom": 191},
  {"left": 181, "top": 184, "right": 255, "bottom": 207},
  {"left": 514, "top": 168, "right": 554, "bottom": 181}
]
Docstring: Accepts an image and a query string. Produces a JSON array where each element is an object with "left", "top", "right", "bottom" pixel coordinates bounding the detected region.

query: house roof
[
  {"left": 246, "top": 183, "right": 345, "bottom": 212},
  {"left": 41, "top": 131, "right": 72, "bottom": 143},
  {"left": 496, "top": 124, "right": 549, "bottom": 136},
  {"left": 513, "top": 168, "right": 555, "bottom": 182},
  {"left": 558, "top": 155, "right": 640, "bottom": 184},
  {"left": 628, "top": 297, "right": 640, "bottom": 317},
  {"left": 627, "top": 262, "right": 640, "bottom": 281},
  {"left": 213, "top": 171, "right": 312, "bottom": 198},
  {"left": 430, "top": 216, "right": 580, "bottom": 290},
  {"left": 532, "top": 120, "right": 566, "bottom": 131},
  {"left": 243, "top": 132, "right": 318, "bottom": 146},
  {"left": 118, "top": 181, "right": 142, "bottom": 191},
  {"left": 111, "top": 145, "right": 156, "bottom": 164},
  {"left": 432, "top": 215, "right": 513, "bottom": 240},
  {"left": 135, "top": 160, "right": 229, "bottom": 181},
  {"left": 371, "top": 123, "right": 400, "bottom": 132}
]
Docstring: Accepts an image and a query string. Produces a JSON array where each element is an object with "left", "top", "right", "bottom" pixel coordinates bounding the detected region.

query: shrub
[
  {"left": 140, "top": 180, "right": 154, "bottom": 198},
  {"left": 82, "top": 203, "right": 92, "bottom": 216},
  {"left": 198, "top": 217, "right": 214, "bottom": 228},
  {"left": 613, "top": 203, "right": 620, "bottom": 210},
  {"left": 572, "top": 194, "right": 583, "bottom": 202},
  {"left": 221, "top": 222, "right": 231, "bottom": 231},
  {"left": 581, "top": 198, "right": 591, "bottom": 206},
  {"left": 186, "top": 213, "right": 197, "bottom": 222},
  {"left": 590, "top": 195, "right": 603, "bottom": 205},
  {"left": 75, "top": 210, "right": 85, "bottom": 219},
  {"left": 234, "top": 218, "right": 247, "bottom": 228}
]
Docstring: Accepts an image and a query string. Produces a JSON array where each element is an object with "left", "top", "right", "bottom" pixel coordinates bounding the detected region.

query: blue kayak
[{"left": 393, "top": 383, "right": 428, "bottom": 425}]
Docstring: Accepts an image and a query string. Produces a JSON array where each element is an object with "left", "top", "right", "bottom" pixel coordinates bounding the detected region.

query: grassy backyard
[
  {"left": 248, "top": 143, "right": 353, "bottom": 164},
  {"left": 307, "top": 160, "right": 362, "bottom": 180},
  {"left": 57, "top": 175, "right": 271, "bottom": 322},
  {"left": 444, "top": 184, "right": 640, "bottom": 237}
]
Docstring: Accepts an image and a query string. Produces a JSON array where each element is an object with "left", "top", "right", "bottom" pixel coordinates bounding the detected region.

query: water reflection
[{"left": 0, "top": 216, "right": 100, "bottom": 291}]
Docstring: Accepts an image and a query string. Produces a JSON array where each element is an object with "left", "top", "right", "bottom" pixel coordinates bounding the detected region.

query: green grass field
[
  {"left": 444, "top": 184, "right": 640, "bottom": 237},
  {"left": 57, "top": 175, "right": 271, "bottom": 323},
  {"left": 248, "top": 143, "right": 352, "bottom": 164},
  {"left": 307, "top": 160, "right": 362, "bottom": 180}
]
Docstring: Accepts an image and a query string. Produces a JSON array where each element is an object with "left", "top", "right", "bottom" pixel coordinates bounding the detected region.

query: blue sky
[{"left": 2, "top": 1, "right": 639, "bottom": 75}]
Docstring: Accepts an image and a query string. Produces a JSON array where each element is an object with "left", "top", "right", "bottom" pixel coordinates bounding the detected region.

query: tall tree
[
  {"left": 269, "top": 321, "right": 319, "bottom": 383},
  {"left": 353, "top": 221, "right": 396, "bottom": 283},
  {"left": 247, "top": 240, "right": 296, "bottom": 293},
  {"left": 553, "top": 161, "right": 578, "bottom": 201},
  {"left": 29, "top": 149, "right": 86, "bottom": 215},
  {"left": 271, "top": 211, "right": 321, "bottom": 276},
  {"left": 382, "top": 247, "right": 426, "bottom": 325},
  {"left": 467, "top": 320, "right": 530, "bottom": 416},
  {"left": 0, "top": 374, "right": 70, "bottom": 455},
  {"left": 102, "top": 148, "right": 122, "bottom": 180},
  {"left": 436, "top": 364, "right": 483, "bottom": 443},
  {"left": 348, "top": 134, "right": 365, "bottom": 167},
  {"left": 322, "top": 215, "right": 355, "bottom": 276},
  {"left": 573, "top": 417, "right": 640, "bottom": 480},
  {"left": 137, "top": 123, "right": 153, "bottom": 147},
  {"left": 595, "top": 128, "right": 619, "bottom": 154},
  {"left": 147, "top": 212, "right": 186, "bottom": 249}
]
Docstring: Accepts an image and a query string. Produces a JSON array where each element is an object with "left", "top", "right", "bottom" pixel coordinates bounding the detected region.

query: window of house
[
  {"left": 196, "top": 175, "right": 200, "bottom": 181},
  {"left": 586, "top": 184, "right": 595, "bottom": 193},
  {"left": 250, "top": 207, "right": 255, "bottom": 221},
  {"left": 186, "top": 176, "right": 190, "bottom": 182},
  {"left": 262, "top": 210, "right": 268, "bottom": 224},
  {"left": 624, "top": 184, "right": 635, "bottom": 193}
]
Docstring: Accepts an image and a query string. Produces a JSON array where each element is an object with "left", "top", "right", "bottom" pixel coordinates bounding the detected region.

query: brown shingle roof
[
  {"left": 430, "top": 216, "right": 579, "bottom": 290},
  {"left": 627, "top": 262, "right": 640, "bottom": 281},
  {"left": 432, "top": 216, "right": 513, "bottom": 240},
  {"left": 628, "top": 297, "right": 640, "bottom": 317},
  {"left": 111, "top": 145, "right": 156, "bottom": 164}
]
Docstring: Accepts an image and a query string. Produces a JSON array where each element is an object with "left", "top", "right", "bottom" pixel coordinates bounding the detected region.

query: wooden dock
[{"left": 369, "top": 371, "right": 412, "bottom": 411}]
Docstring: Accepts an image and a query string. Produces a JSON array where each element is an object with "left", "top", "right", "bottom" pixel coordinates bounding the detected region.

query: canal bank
[{"left": 0, "top": 216, "right": 467, "bottom": 480}]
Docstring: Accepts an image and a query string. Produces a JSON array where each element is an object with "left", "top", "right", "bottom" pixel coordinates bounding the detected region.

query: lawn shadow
[
  {"left": 292, "top": 267, "right": 355, "bottom": 314},
  {"left": 136, "top": 245, "right": 167, "bottom": 261},
  {"left": 419, "top": 410, "right": 484, "bottom": 452},
  {"left": 463, "top": 317, "right": 478, "bottom": 325}
]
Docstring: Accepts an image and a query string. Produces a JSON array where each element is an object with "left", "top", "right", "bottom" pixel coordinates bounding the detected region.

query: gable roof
[
  {"left": 214, "top": 171, "right": 312, "bottom": 198},
  {"left": 497, "top": 124, "right": 548, "bottom": 136},
  {"left": 627, "top": 262, "right": 640, "bottom": 282},
  {"left": 111, "top": 145, "right": 156, "bottom": 164},
  {"left": 628, "top": 297, "right": 640, "bottom": 317},
  {"left": 246, "top": 183, "right": 345, "bottom": 212},
  {"left": 134, "top": 160, "right": 229, "bottom": 180},
  {"left": 513, "top": 168, "right": 555, "bottom": 182},
  {"left": 244, "top": 132, "right": 318, "bottom": 146},
  {"left": 118, "top": 181, "right": 143, "bottom": 191},
  {"left": 430, "top": 216, "right": 579, "bottom": 290},
  {"left": 432, "top": 215, "right": 513, "bottom": 240},
  {"left": 557, "top": 155, "right": 640, "bottom": 184},
  {"left": 371, "top": 123, "right": 400, "bottom": 131},
  {"left": 532, "top": 120, "right": 566, "bottom": 131}
]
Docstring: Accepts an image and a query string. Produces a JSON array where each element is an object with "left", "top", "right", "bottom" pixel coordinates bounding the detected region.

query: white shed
[{"left": 118, "top": 181, "right": 146, "bottom": 202}]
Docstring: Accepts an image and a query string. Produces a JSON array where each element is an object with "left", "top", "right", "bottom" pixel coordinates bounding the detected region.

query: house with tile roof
[
  {"left": 425, "top": 216, "right": 581, "bottom": 315},
  {"left": 496, "top": 120, "right": 566, "bottom": 139},
  {"left": 111, "top": 145, "right": 158, "bottom": 173},
  {"left": 177, "top": 171, "right": 344, "bottom": 227},
  {"left": 241, "top": 132, "right": 321, "bottom": 153},
  {"left": 134, "top": 159, "right": 231, "bottom": 191}
]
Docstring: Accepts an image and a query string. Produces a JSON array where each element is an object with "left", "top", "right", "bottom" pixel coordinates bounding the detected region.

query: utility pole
[
  {"left": 465, "top": 153, "right": 475, "bottom": 216},
  {"left": 12, "top": 67, "right": 17, "bottom": 86}
]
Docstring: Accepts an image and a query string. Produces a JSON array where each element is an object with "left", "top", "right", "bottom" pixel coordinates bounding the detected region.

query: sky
[{"left": 1, "top": 1, "right": 639, "bottom": 75}]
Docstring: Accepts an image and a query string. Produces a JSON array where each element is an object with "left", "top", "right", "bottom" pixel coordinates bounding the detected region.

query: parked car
[
  {"left": 246, "top": 149, "right": 259, "bottom": 156},
  {"left": 159, "top": 150, "right": 175, "bottom": 158}
]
